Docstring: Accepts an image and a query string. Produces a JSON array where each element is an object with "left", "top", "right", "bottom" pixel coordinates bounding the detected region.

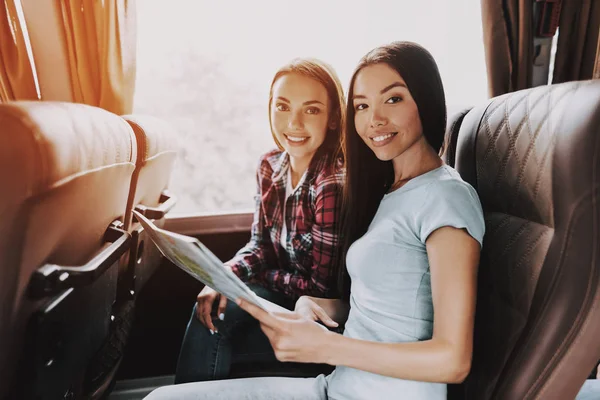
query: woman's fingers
[
  {"left": 314, "top": 306, "right": 338, "bottom": 327},
  {"left": 273, "top": 311, "right": 301, "bottom": 320},
  {"left": 201, "top": 295, "right": 217, "bottom": 333},
  {"left": 217, "top": 295, "right": 228, "bottom": 321},
  {"left": 196, "top": 296, "right": 204, "bottom": 325},
  {"left": 196, "top": 297, "right": 208, "bottom": 328},
  {"left": 259, "top": 324, "right": 277, "bottom": 342},
  {"left": 237, "top": 299, "right": 280, "bottom": 329}
]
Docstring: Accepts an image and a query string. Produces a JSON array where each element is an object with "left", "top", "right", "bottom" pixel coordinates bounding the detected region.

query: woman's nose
[
  {"left": 369, "top": 106, "right": 387, "bottom": 128},
  {"left": 288, "top": 111, "right": 304, "bottom": 130}
]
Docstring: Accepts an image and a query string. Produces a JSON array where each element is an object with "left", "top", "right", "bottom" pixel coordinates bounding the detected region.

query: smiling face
[
  {"left": 270, "top": 73, "right": 331, "bottom": 162},
  {"left": 351, "top": 63, "right": 424, "bottom": 162}
]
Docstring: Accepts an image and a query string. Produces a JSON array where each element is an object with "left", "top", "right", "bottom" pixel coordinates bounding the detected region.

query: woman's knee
[
  {"left": 215, "top": 299, "right": 252, "bottom": 333},
  {"left": 183, "top": 304, "right": 212, "bottom": 338},
  {"left": 146, "top": 376, "right": 328, "bottom": 400},
  {"left": 187, "top": 298, "right": 249, "bottom": 338}
]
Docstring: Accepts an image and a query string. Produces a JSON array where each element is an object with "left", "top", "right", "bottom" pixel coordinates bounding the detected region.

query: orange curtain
[
  {"left": 0, "top": 0, "right": 40, "bottom": 102},
  {"left": 60, "top": 0, "right": 136, "bottom": 115}
]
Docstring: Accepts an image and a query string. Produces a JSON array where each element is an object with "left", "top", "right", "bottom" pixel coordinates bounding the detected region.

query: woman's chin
[
  {"left": 284, "top": 147, "right": 318, "bottom": 161},
  {"left": 371, "top": 148, "right": 397, "bottom": 162}
]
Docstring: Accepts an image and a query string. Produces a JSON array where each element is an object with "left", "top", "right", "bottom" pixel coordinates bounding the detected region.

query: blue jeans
[
  {"left": 146, "top": 375, "right": 329, "bottom": 400},
  {"left": 174, "top": 284, "right": 295, "bottom": 384}
]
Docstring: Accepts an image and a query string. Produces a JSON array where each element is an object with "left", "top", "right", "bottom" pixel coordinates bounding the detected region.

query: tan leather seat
[
  {"left": 73, "top": 116, "right": 178, "bottom": 398},
  {"left": 453, "top": 80, "right": 600, "bottom": 399},
  {"left": 121, "top": 115, "right": 178, "bottom": 295},
  {"left": 0, "top": 101, "right": 137, "bottom": 399}
]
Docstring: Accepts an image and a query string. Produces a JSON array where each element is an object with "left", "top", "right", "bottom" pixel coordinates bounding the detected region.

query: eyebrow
[
  {"left": 352, "top": 82, "right": 407, "bottom": 100},
  {"left": 276, "top": 96, "right": 325, "bottom": 106}
]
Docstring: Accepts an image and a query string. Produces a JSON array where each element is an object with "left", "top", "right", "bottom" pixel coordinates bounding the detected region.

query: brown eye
[
  {"left": 275, "top": 103, "right": 289, "bottom": 111},
  {"left": 386, "top": 96, "right": 402, "bottom": 104},
  {"left": 306, "top": 107, "right": 320, "bottom": 115}
]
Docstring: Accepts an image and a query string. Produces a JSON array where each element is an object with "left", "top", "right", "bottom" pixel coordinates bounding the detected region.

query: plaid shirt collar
[
  {"left": 270, "top": 151, "right": 325, "bottom": 186},
  {"left": 262, "top": 151, "right": 327, "bottom": 231}
]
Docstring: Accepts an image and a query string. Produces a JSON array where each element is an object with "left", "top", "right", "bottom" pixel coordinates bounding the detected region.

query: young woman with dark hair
[{"left": 150, "top": 41, "right": 484, "bottom": 400}]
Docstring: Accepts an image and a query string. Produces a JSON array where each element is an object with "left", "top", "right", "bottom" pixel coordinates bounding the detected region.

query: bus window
[{"left": 133, "top": 0, "right": 488, "bottom": 214}]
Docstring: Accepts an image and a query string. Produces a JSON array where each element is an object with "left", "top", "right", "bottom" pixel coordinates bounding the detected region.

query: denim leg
[
  {"left": 174, "top": 302, "right": 228, "bottom": 384},
  {"left": 231, "top": 320, "right": 278, "bottom": 364},
  {"left": 146, "top": 374, "right": 329, "bottom": 400},
  {"left": 230, "top": 284, "right": 296, "bottom": 364},
  {"left": 174, "top": 284, "right": 295, "bottom": 384}
]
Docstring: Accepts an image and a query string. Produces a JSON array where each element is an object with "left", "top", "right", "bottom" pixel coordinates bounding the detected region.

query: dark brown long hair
[{"left": 337, "top": 41, "right": 447, "bottom": 300}]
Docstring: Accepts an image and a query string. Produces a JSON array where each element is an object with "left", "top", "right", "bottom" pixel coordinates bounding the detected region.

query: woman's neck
[
  {"left": 289, "top": 153, "right": 312, "bottom": 188},
  {"left": 390, "top": 138, "right": 443, "bottom": 190}
]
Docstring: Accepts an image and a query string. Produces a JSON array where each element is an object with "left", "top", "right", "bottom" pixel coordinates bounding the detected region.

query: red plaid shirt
[{"left": 226, "top": 149, "right": 344, "bottom": 299}]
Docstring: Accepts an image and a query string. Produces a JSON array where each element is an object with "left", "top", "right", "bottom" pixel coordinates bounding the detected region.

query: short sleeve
[{"left": 418, "top": 180, "right": 485, "bottom": 247}]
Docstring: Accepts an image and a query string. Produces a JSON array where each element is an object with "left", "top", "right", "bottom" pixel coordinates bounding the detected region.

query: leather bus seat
[
  {"left": 454, "top": 80, "right": 600, "bottom": 399},
  {"left": 0, "top": 101, "right": 137, "bottom": 399},
  {"left": 121, "top": 114, "right": 179, "bottom": 296}
]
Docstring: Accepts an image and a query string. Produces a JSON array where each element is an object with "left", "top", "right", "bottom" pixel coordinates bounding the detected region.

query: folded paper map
[{"left": 132, "top": 210, "right": 290, "bottom": 314}]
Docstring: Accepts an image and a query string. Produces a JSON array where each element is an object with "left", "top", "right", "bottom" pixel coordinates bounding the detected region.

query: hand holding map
[{"left": 132, "top": 210, "right": 291, "bottom": 314}]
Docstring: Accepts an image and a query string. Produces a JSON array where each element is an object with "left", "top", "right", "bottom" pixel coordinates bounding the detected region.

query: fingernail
[
  {"left": 210, "top": 329, "right": 214, "bottom": 335},
  {"left": 219, "top": 313, "right": 225, "bottom": 321}
]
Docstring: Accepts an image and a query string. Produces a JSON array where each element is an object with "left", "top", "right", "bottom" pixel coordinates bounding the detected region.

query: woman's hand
[
  {"left": 295, "top": 296, "right": 339, "bottom": 328},
  {"left": 237, "top": 298, "right": 335, "bottom": 364},
  {"left": 196, "top": 285, "right": 227, "bottom": 334}
]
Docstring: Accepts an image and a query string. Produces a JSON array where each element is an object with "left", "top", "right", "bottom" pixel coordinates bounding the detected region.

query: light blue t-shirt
[{"left": 326, "top": 165, "right": 485, "bottom": 400}]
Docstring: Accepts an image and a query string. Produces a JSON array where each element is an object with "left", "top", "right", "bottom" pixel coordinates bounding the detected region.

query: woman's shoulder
[
  {"left": 424, "top": 165, "right": 479, "bottom": 201},
  {"left": 412, "top": 166, "right": 484, "bottom": 223},
  {"left": 258, "top": 148, "right": 284, "bottom": 167},
  {"left": 418, "top": 166, "right": 485, "bottom": 245},
  {"left": 256, "top": 149, "right": 285, "bottom": 178},
  {"left": 310, "top": 154, "right": 345, "bottom": 189}
]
